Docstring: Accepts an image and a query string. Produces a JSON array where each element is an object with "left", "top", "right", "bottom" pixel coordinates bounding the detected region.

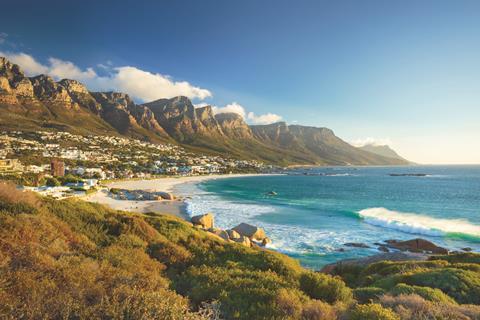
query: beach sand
[{"left": 84, "top": 174, "right": 261, "bottom": 220}]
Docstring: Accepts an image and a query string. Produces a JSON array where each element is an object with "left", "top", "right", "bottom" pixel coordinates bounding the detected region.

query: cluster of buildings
[{"left": 0, "top": 130, "right": 273, "bottom": 191}]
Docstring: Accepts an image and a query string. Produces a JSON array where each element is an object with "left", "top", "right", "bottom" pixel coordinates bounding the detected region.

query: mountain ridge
[{"left": 0, "top": 56, "right": 409, "bottom": 165}]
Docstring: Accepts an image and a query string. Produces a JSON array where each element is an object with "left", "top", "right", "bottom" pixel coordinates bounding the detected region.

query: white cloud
[
  {"left": 247, "top": 112, "right": 282, "bottom": 125},
  {"left": 207, "top": 101, "right": 282, "bottom": 125},
  {"left": 108, "top": 66, "right": 212, "bottom": 102},
  {"left": 0, "top": 51, "right": 212, "bottom": 102},
  {"left": 212, "top": 102, "right": 246, "bottom": 118},
  {"left": 0, "top": 51, "right": 48, "bottom": 75},
  {"left": 350, "top": 137, "right": 392, "bottom": 147},
  {"left": 47, "top": 57, "right": 97, "bottom": 81}
]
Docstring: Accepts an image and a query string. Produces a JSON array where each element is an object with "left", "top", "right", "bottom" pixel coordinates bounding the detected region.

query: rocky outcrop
[
  {"left": 387, "top": 238, "right": 449, "bottom": 254},
  {"left": 233, "top": 223, "right": 267, "bottom": 241},
  {"left": 215, "top": 112, "right": 253, "bottom": 139},
  {"left": 191, "top": 213, "right": 214, "bottom": 229}
]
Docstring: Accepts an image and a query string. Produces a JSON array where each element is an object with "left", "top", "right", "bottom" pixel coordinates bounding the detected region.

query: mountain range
[{"left": 0, "top": 57, "right": 409, "bottom": 166}]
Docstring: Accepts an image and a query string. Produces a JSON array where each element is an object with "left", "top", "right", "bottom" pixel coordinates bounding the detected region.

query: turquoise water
[{"left": 182, "top": 165, "right": 480, "bottom": 269}]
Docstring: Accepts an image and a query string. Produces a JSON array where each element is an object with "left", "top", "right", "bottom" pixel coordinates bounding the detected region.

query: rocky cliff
[{"left": 0, "top": 56, "right": 409, "bottom": 165}]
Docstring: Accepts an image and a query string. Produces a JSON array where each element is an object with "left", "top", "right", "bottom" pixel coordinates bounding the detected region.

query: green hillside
[{"left": 2, "top": 182, "right": 479, "bottom": 319}]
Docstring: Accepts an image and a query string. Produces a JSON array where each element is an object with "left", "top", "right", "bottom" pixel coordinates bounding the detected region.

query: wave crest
[{"left": 358, "top": 207, "right": 480, "bottom": 238}]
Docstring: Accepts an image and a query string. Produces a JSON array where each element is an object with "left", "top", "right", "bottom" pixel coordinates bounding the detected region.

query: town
[{"left": 0, "top": 130, "right": 275, "bottom": 198}]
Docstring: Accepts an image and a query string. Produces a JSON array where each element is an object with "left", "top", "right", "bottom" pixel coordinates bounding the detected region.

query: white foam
[
  {"left": 358, "top": 207, "right": 480, "bottom": 237},
  {"left": 177, "top": 181, "right": 362, "bottom": 255}
]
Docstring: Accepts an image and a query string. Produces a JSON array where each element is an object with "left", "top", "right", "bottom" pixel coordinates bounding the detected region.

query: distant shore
[{"left": 85, "top": 173, "right": 267, "bottom": 220}]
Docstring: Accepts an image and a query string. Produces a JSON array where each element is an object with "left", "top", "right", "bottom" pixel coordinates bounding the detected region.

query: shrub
[
  {"left": 45, "top": 177, "right": 61, "bottom": 187},
  {"left": 274, "top": 288, "right": 304, "bottom": 319},
  {"left": 403, "top": 268, "right": 480, "bottom": 304},
  {"left": 0, "top": 181, "right": 40, "bottom": 214},
  {"left": 349, "top": 303, "right": 399, "bottom": 320},
  {"left": 353, "top": 287, "right": 386, "bottom": 304},
  {"left": 380, "top": 294, "right": 480, "bottom": 320},
  {"left": 300, "top": 271, "right": 353, "bottom": 304},
  {"left": 301, "top": 300, "right": 337, "bottom": 320},
  {"left": 390, "top": 283, "right": 456, "bottom": 304}
]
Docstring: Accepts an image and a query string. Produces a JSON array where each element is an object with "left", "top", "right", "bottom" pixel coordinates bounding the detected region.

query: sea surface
[{"left": 176, "top": 165, "right": 480, "bottom": 269}]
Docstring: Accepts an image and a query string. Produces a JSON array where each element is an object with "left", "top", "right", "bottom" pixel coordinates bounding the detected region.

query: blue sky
[{"left": 1, "top": 0, "right": 479, "bottom": 164}]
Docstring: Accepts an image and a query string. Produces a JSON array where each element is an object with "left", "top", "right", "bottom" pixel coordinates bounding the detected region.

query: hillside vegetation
[{"left": 1, "top": 181, "right": 480, "bottom": 319}]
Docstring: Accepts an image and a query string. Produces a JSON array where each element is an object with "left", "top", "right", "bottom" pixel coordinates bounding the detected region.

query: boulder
[
  {"left": 191, "top": 213, "right": 214, "bottom": 229},
  {"left": 157, "top": 191, "right": 175, "bottom": 200},
  {"left": 233, "top": 235, "right": 251, "bottom": 247},
  {"left": 233, "top": 223, "right": 266, "bottom": 241},
  {"left": 462, "top": 247, "right": 473, "bottom": 252},
  {"left": 388, "top": 238, "right": 449, "bottom": 254},
  {"left": 227, "top": 229, "right": 241, "bottom": 240},
  {"left": 261, "top": 237, "right": 272, "bottom": 246},
  {"left": 208, "top": 228, "right": 229, "bottom": 241},
  {"left": 378, "top": 245, "right": 390, "bottom": 253}
]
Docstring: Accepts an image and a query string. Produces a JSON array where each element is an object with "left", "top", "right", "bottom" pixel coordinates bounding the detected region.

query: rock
[
  {"left": 191, "top": 213, "right": 214, "bottom": 229},
  {"left": 462, "top": 247, "right": 473, "bottom": 252},
  {"left": 233, "top": 223, "right": 266, "bottom": 241},
  {"left": 261, "top": 237, "right": 272, "bottom": 246},
  {"left": 157, "top": 192, "right": 175, "bottom": 200},
  {"left": 378, "top": 246, "right": 390, "bottom": 252},
  {"left": 227, "top": 229, "right": 241, "bottom": 240},
  {"left": 388, "top": 238, "right": 449, "bottom": 254},
  {"left": 209, "top": 228, "right": 229, "bottom": 241},
  {"left": 344, "top": 242, "right": 370, "bottom": 248},
  {"left": 336, "top": 248, "right": 346, "bottom": 252},
  {"left": 233, "top": 235, "right": 251, "bottom": 247}
]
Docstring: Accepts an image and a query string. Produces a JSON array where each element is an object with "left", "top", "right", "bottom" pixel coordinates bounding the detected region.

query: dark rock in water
[
  {"left": 462, "top": 247, "right": 473, "bottom": 252},
  {"left": 385, "top": 239, "right": 399, "bottom": 244},
  {"left": 374, "top": 242, "right": 384, "bottom": 246},
  {"left": 336, "top": 248, "right": 346, "bottom": 252},
  {"left": 266, "top": 191, "right": 277, "bottom": 196},
  {"left": 378, "top": 245, "right": 390, "bottom": 252},
  {"left": 344, "top": 242, "right": 370, "bottom": 248},
  {"left": 387, "top": 238, "right": 449, "bottom": 254},
  {"left": 389, "top": 173, "right": 427, "bottom": 177}
]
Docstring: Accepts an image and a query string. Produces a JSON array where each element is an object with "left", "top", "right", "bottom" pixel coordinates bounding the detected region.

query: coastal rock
[
  {"left": 233, "top": 235, "right": 251, "bottom": 247},
  {"left": 227, "top": 229, "right": 241, "bottom": 240},
  {"left": 209, "top": 228, "right": 229, "bottom": 241},
  {"left": 388, "top": 238, "right": 449, "bottom": 254},
  {"left": 261, "top": 237, "right": 272, "bottom": 246},
  {"left": 191, "top": 213, "right": 214, "bottom": 229},
  {"left": 233, "top": 223, "right": 266, "bottom": 241},
  {"left": 462, "top": 247, "right": 473, "bottom": 252},
  {"left": 344, "top": 242, "right": 370, "bottom": 248},
  {"left": 157, "top": 191, "right": 175, "bottom": 200},
  {"left": 378, "top": 245, "right": 390, "bottom": 253}
]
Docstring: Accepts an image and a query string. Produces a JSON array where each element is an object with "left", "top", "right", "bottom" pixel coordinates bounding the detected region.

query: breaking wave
[{"left": 358, "top": 207, "right": 480, "bottom": 239}]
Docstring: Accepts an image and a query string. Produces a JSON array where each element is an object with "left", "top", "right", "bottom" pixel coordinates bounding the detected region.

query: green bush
[
  {"left": 299, "top": 271, "right": 353, "bottom": 304},
  {"left": 45, "top": 177, "right": 61, "bottom": 187},
  {"left": 349, "top": 303, "right": 399, "bottom": 320},
  {"left": 353, "top": 287, "right": 386, "bottom": 304},
  {"left": 390, "top": 283, "right": 456, "bottom": 304}
]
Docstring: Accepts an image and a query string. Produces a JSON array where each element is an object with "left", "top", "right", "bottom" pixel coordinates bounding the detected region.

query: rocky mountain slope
[
  {"left": 0, "top": 56, "right": 409, "bottom": 165},
  {"left": 358, "top": 144, "right": 409, "bottom": 163}
]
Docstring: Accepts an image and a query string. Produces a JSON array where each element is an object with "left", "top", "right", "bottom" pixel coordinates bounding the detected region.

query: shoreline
[{"left": 85, "top": 173, "right": 267, "bottom": 220}]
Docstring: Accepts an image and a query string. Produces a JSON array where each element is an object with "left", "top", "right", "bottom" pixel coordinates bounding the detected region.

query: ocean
[{"left": 177, "top": 165, "right": 480, "bottom": 269}]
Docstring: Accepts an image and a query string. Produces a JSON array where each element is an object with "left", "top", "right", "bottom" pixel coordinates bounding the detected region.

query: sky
[{"left": 1, "top": 0, "right": 479, "bottom": 164}]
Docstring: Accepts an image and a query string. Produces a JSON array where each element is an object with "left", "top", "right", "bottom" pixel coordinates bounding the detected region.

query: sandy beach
[{"left": 84, "top": 174, "right": 262, "bottom": 219}]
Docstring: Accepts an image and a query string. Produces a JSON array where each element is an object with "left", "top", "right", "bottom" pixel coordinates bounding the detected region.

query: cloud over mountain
[
  {"left": 0, "top": 51, "right": 211, "bottom": 102},
  {"left": 208, "top": 102, "right": 282, "bottom": 125}
]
